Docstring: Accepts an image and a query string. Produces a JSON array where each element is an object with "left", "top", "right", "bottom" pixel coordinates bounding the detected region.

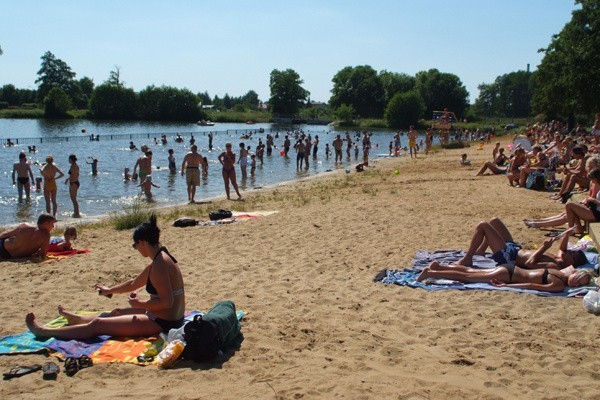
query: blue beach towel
[{"left": 375, "top": 250, "right": 593, "bottom": 297}]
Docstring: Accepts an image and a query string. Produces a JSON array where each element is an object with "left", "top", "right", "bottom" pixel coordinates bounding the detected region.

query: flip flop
[
  {"left": 545, "top": 230, "right": 561, "bottom": 237},
  {"left": 42, "top": 361, "right": 60, "bottom": 380},
  {"left": 3, "top": 364, "right": 42, "bottom": 380}
]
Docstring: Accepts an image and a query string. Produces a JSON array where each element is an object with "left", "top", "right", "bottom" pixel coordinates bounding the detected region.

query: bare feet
[
  {"left": 454, "top": 257, "right": 472, "bottom": 267},
  {"left": 416, "top": 267, "right": 430, "bottom": 282},
  {"left": 25, "top": 312, "right": 47, "bottom": 338},
  {"left": 58, "top": 305, "right": 85, "bottom": 325},
  {"left": 523, "top": 219, "right": 538, "bottom": 228}
]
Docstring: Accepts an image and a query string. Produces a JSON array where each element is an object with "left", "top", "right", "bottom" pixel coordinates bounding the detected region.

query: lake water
[{"left": 0, "top": 119, "right": 436, "bottom": 226}]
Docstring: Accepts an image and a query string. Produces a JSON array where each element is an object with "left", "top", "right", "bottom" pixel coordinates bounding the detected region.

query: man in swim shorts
[
  {"left": 332, "top": 135, "right": 343, "bottom": 163},
  {"left": 0, "top": 214, "right": 55, "bottom": 259},
  {"left": 456, "top": 217, "right": 588, "bottom": 270},
  {"left": 181, "top": 145, "right": 203, "bottom": 203},
  {"left": 12, "top": 151, "right": 35, "bottom": 203}
]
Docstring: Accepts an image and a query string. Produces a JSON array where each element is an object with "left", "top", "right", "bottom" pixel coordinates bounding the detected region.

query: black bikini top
[{"left": 146, "top": 247, "right": 178, "bottom": 296}]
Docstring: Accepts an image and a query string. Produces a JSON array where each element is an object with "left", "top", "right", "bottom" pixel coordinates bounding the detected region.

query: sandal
[
  {"left": 64, "top": 357, "right": 79, "bottom": 377},
  {"left": 3, "top": 364, "right": 42, "bottom": 380},
  {"left": 42, "top": 361, "right": 60, "bottom": 380},
  {"left": 77, "top": 355, "right": 93, "bottom": 370}
]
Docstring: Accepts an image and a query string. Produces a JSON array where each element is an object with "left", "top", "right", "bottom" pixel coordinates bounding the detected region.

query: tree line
[{"left": 1, "top": 1, "right": 598, "bottom": 127}]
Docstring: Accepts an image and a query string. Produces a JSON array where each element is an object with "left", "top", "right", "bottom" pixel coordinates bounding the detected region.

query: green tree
[
  {"left": 0, "top": 84, "right": 19, "bottom": 106},
  {"left": 223, "top": 94, "right": 233, "bottom": 109},
  {"left": 472, "top": 82, "right": 499, "bottom": 117},
  {"left": 473, "top": 71, "right": 534, "bottom": 118},
  {"left": 35, "top": 51, "right": 76, "bottom": 103},
  {"left": 330, "top": 65, "right": 385, "bottom": 118},
  {"left": 415, "top": 68, "right": 469, "bottom": 119},
  {"left": 198, "top": 91, "right": 212, "bottom": 106},
  {"left": 335, "top": 103, "right": 356, "bottom": 124},
  {"left": 105, "top": 66, "right": 124, "bottom": 87},
  {"left": 89, "top": 84, "right": 137, "bottom": 119},
  {"left": 138, "top": 85, "right": 203, "bottom": 121},
  {"left": 241, "top": 90, "right": 259, "bottom": 108},
  {"left": 44, "top": 87, "right": 72, "bottom": 118},
  {"left": 533, "top": 0, "right": 600, "bottom": 120},
  {"left": 385, "top": 91, "right": 425, "bottom": 128},
  {"left": 379, "top": 71, "right": 416, "bottom": 106},
  {"left": 269, "top": 68, "right": 309, "bottom": 116}
]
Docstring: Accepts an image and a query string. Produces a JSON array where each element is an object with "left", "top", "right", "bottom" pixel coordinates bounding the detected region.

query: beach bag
[
  {"left": 181, "top": 300, "right": 243, "bottom": 363},
  {"left": 181, "top": 315, "right": 220, "bottom": 362},
  {"left": 172, "top": 217, "right": 199, "bottom": 228},
  {"left": 525, "top": 171, "right": 545, "bottom": 191},
  {"left": 209, "top": 209, "right": 232, "bottom": 221}
]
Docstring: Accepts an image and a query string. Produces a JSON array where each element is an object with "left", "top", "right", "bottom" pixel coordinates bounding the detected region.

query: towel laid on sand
[
  {"left": 0, "top": 310, "right": 244, "bottom": 365},
  {"left": 173, "top": 211, "right": 278, "bottom": 228},
  {"left": 46, "top": 249, "right": 90, "bottom": 258},
  {"left": 375, "top": 249, "right": 593, "bottom": 297}
]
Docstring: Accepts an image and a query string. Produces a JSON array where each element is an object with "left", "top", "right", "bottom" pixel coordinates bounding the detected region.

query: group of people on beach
[{"left": 428, "top": 119, "right": 600, "bottom": 292}]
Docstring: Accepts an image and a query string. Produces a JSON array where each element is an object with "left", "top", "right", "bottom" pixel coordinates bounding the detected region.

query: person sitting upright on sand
[{"left": 0, "top": 214, "right": 56, "bottom": 259}]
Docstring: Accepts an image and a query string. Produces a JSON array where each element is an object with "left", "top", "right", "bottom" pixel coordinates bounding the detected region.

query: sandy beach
[{"left": 2, "top": 136, "right": 600, "bottom": 399}]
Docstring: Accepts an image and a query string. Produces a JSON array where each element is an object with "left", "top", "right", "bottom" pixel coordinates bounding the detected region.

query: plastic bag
[
  {"left": 582, "top": 290, "right": 600, "bottom": 315},
  {"left": 167, "top": 322, "right": 188, "bottom": 343},
  {"left": 157, "top": 339, "right": 186, "bottom": 369}
]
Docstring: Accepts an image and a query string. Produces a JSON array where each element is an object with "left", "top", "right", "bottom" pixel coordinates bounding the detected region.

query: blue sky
[{"left": 0, "top": 1, "right": 577, "bottom": 104}]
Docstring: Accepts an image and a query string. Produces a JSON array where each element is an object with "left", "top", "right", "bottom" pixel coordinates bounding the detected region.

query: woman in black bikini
[
  {"left": 417, "top": 260, "right": 595, "bottom": 293},
  {"left": 25, "top": 214, "right": 186, "bottom": 339},
  {"left": 218, "top": 143, "right": 242, "bottom": 200},
  {"left": 64, "top": 154, "right": 81, "bottom": 218}
]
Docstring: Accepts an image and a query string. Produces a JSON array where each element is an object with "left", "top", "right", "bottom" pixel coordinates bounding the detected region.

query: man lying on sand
[
  {"left": 456, "top": 217, "right": 588, "bottom": 270},
  {"left": 0, "top": 214, "right": 55, "bottom": 259}
]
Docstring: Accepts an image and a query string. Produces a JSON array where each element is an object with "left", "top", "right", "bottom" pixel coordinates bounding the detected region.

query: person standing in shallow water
[
  {"left": 12, "top": 151, "right": 35, "bottom": 203},
  {"left": 40, "top": 155, "right": 65, "bottom": 217},
  {"left": 65, "top": 154, "right": 81, "bottom": 218},
  {"left": 181, "top": 145, "right": 203, "bottom": 203},
  {"left": 218, "top": 143, "right": 242, "bottom": 200}
]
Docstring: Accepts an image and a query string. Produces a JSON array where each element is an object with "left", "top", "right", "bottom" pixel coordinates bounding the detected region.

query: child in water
[
  {"left": 48, "top": 226, "right": 78, "bottom": 252},
  {"left": 250, "top": 154, "right": 256, "bottom": 177},
  {"left": 138, "top": 175, "right": 160, "bottom": 201}
]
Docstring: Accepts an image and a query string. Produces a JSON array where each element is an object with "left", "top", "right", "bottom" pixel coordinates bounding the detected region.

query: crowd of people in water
[{"left": 6, "top": 127, "right": 437, "bottom": 215}]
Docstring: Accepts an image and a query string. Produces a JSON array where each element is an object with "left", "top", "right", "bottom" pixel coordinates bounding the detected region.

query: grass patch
[{"left": 109, "top": 199, "right": 152, "bottom": 230}]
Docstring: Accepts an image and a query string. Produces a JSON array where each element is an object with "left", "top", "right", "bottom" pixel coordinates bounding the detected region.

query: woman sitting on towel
[
  {"left": 26, "top": 214, "right": 186, "bottom": 340},
  {"left": 417, "top": 260, "right": 595, "bottom": 293}
]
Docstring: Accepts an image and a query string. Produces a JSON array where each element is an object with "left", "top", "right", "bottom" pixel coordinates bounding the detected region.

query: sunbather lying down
[{"left": 417, "top": 261, "right": 595, "bottom": 293}]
